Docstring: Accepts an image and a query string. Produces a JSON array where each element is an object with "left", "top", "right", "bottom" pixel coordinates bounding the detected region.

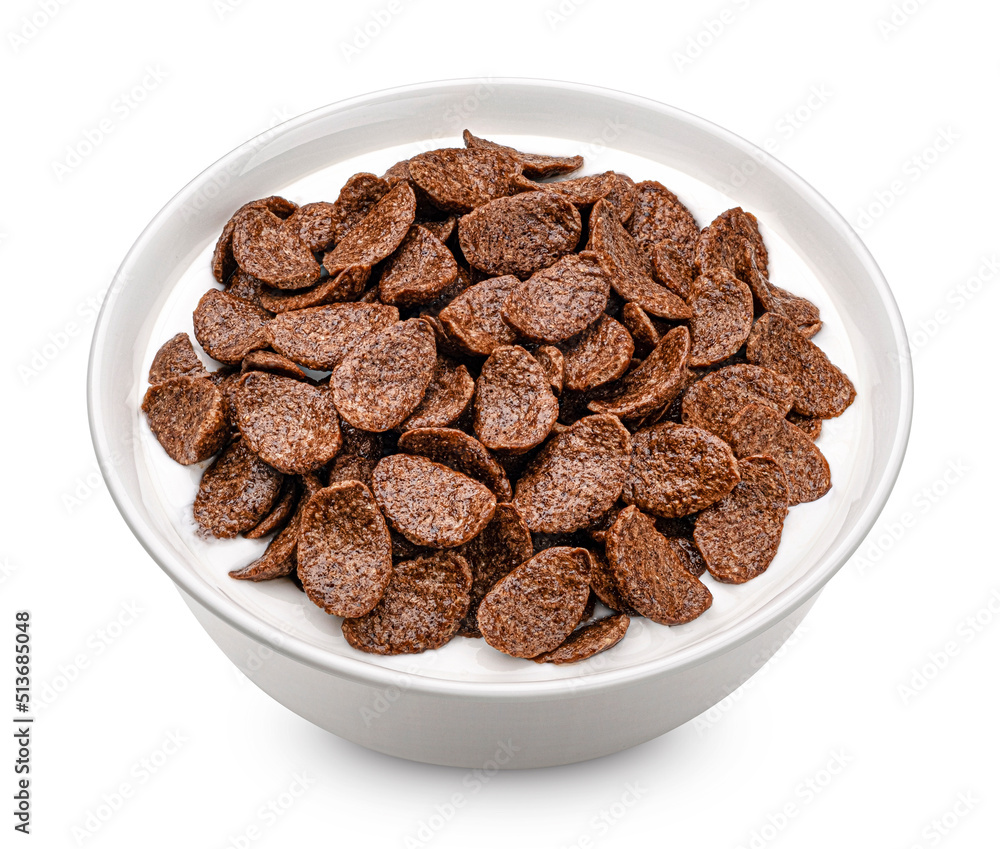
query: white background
[{"left": 2, "top": 0, "right": 998, "bottom": 846}]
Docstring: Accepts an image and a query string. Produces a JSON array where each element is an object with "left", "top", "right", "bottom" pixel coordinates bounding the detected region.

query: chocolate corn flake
[
  {"left": 477, "top": 546, "right": 591, "bottom": 658},
  {"left": 297, "top": 481, "right": 393, "bottom": 617},
  {"left": 148, "top": 332, "right": 208, "bottom": 384},
  {"left": 372, "top": 454, "right": 497, "bottom": 548},
  {"left": 456, "top": 503, "right": 534, "bottom": 637},
  {"left": 629, "top": 180, "right": 700, "bottom": 262},
  {"left": 620, "top": 303, "right": 660, "bottom": 357},
  {"left": 192, "top": 289, "right": 272, "bottom": 365},
  {"left": 378, "top": 224, "right": 459, "bottom": 307},
  {"left": 267, "top": 302, "right": 399, "bottom": 371},
  {"left": 327, "top": 420, "right": 384, "bottom": 489},
  {"left": 284, "top": 201, "right": 339, "bottom": 253},
  {"left": 437, "top": 275, "right": 521, "bottom": 356},
  {"left": 560, "top": 314, "right": 634, "bottom": 392},
  {"left": 233, "top": 372, "right": 342, "bottom": 474},
  {"left": 787, "top": 411, "right": 822, "bottom": 440},
  {"left": 623, "top": 422, "right": 740, "bottom": 518},
  {"left": 533, "top": 612, "right": 630, "bottom": 664},
  {"left": 212, "top": 196, "right": 298, "bottom": 284},
  {"left": 258, "top": 265, "right": 370, "bottom": 313},
  {"left": 398, "top": 427, "right": 513, "bottom": 501},
  {"left": 473, "top": 345, "right": 559, "bottom": 452},
  {"left": 588, "top": 198, "right": 691, "bottom": 320},
  {"left": 230, "top": 474, "right": 324, "bottom": 581},
  {"left": 193, "top": 438, "right": 285, "bottom": 539},
  {"left": 501, "top": 252, "right": 609, "bottom": 342},
  {"left": 243, "top": 476, "right": 301, "bottom": 540},
  {"left": 232, "top": 207, "right": 322, "bottom": 290},
  {"left": 586, "top": 547, "right": 636, "bottom": 615},
  {"left": 525, "top": 171, "right": 629, "bottom": 218},
  {"left": 727, "top": 403, "right": 831, "bottom": 505},
  {"left": 399, "top": 357, "right": 474, "bottom": 431},
  {"left": 746, "top": 312, "right": 856, "bottom": 419},
  {"left": 681, "top": 363, "right": 796, "bottom": 439},
  {"left": 419, "top": 216, "right": 457, "bottom": 244},
  {"left": 240, "top": 349, "right": 308, "bottom": 381},
  {"left": 588, "top": 326, "right": 690, "bottom": 419},
  {"left": 408, "top": 147, "right": 522, "bottom": 213},
  {"left": 534, "top": 345, "right": 564, "bottom": 396},
  {"left": 695, "top": 207, "right": 768, "bottom": 278},
  {"left": 342, "top": 552, "right": 472, "bottom": 655},
  {"left": 332, "top": 318, "right": 437, "bottom": 432},
  {"left": 605, "top": 505, "right": 712, "bottom": 626},
  {"left": 141, "top": 375, "right": 228, "bottom": 465},
  {"left": 739, "top": 241, "right": 821, "bottom": 334},
  {"left": 327, "top": 173, "right": 391, "bottom": 245},
  {"left": 322, "top": 181, "right": 416, "bottom": 274},
  {"left": 687, "top": 268, "right": 754, "bottom": 368},
  {"left": 513, "top": 414, "right": 631, "bottom": 533},
  {"left": 462, "top": 129, "right": 584, "bottom": 179},
  {"left": 650, "top": 241, "right": 697, "bottom": 301},
  {"left": 666, "top": 536, "right": 708, "bottom": 579},
  {"left": 458, "top": 190, "right": 582, "bottom": 279},
  {"left": 224, "top": 268, "right": 272, "bottom": 310},
  {"left": 694, "top": 455, "right": 789, "bottom": 584}
]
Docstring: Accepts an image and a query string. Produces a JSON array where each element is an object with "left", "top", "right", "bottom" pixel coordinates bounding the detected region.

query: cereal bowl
[{"left": 88, "top": 79, "right": 912, "bottom": 768}]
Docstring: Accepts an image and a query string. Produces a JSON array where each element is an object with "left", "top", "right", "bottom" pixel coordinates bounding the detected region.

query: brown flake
[
  {"left": 148, "top": 332, "right": 208, "bottom": 384},
  {"left": 258, "top": 265, "right": 370, "bottom": 313},
  {"left": 398, "top": 427, "right": 513, "bottom": 501},
  {"left": 240, "top": 350, "right": 308, "bottom": 381},
  {"left": 297, "top": 481, "right": 393, "bottom": 617},
  {"left": 727, "top": 403, "right": 831, "bottom": 505},
  {"left": 141, "top": 375, "right": 229, "bottom": 465},
  {"left": 192, "top": 289, "right": 271, "bottom": 365},
  {"left": 587, "top": 326, "right": 690, "bottom": 419},
  {"left": 327, "top": 421, "right": 384, "bottom": 488},
  {"left": 267, "top": 302, "right": 399, "bottom": 371},
  {"left": 456, "top": 503, "right": 534, "bottom": 637},
  {"left": 694, "top": 455, "right": 789, "bottom": 583},
  {"left": 629, "top": 181, "right": 699, "bottom": 262},
  {"left": 332, "top": 318, "right": 437, "bottom": 432},
  {"left": 399, "top": 357, "right": 474, "bottom": 430},
  {"left": 462, "top": 129, "right": 583, "bottom": 179},
  {"left": 212, "top": 196, "right": 297, "bottom": 284},
  {"left": 501, "top": 252, "right": 609, "bottom": 342},
  {"left": 193, "top": 438, "right": 284, "bottom": 539},
  {"left": 622, "top": 422, "right": 740, "bottom": 518},
  {"left": 457, "top": 191, "right": 582, "bottom": 279},
  {"left": 605, "top": 505, "right": 712, "bottom": 625},
  {"left": 746, "top": 312, "right": 856, "bottom": 419},
  {"left": 371, "top": 454, "right": 497, "bottom": 548},
  {"left": 284, "top": 201, "right": 339, "bottom": 253},
  {"left": 687, "top": 268, "right": 754, "bottom": 368},
  {"left": 342, "top": 552, "right": 472, "bottom": 655},
  {"left": 560, "top": 315, "right": 634, "bottom": 392},
  {"left": 233, "top": 372, "right": 342, "bottom": 474},
  {"left": 378, "top": 224, "right": 459, "bottom": 306},
  {"left": 533, "top": 613, "right": 630, "bottom": 664},
  {"left": 650, "top": 241, "right": 697, "bottom": 301},
  {"left": 232, "top": 207, "right": 322, "bottom": 289},
  {"left": 534, "top": 346, "right": 564, "bottom": 395},
  {"left": 681, "top": 363, "right": 796, "bottom": 439},
  {"left": 438, "top": 275, "right": 521, "bottom": 356},
  {"left": 408, "top": 147, "right": 522, "bottom": 213},
  {"left": 473, "top": 345, "right": 559, "bottom": 452},
  {"left": 477, "top": 547, "right": 591, "bottom": 658},
  {"left": 513, "top": 414, "right": 632, "bottom": 533},
  {"left": 322, "top": 181, "right": 416, "bottom": 274},
  {"left": 588, "top": 198, "right": 692, "bottom": 319},
  {"left": 620, "top": 303, "right": 660, "bottom": 357}
]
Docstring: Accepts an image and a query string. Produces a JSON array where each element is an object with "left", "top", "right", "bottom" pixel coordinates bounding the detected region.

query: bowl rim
[{"left": 88, "top": 76, "right": 913, "bottom": 700}]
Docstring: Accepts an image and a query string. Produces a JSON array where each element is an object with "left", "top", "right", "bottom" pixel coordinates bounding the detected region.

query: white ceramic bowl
[{"left": 88, "top": 79, "right": 912, "bottom": 768}]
